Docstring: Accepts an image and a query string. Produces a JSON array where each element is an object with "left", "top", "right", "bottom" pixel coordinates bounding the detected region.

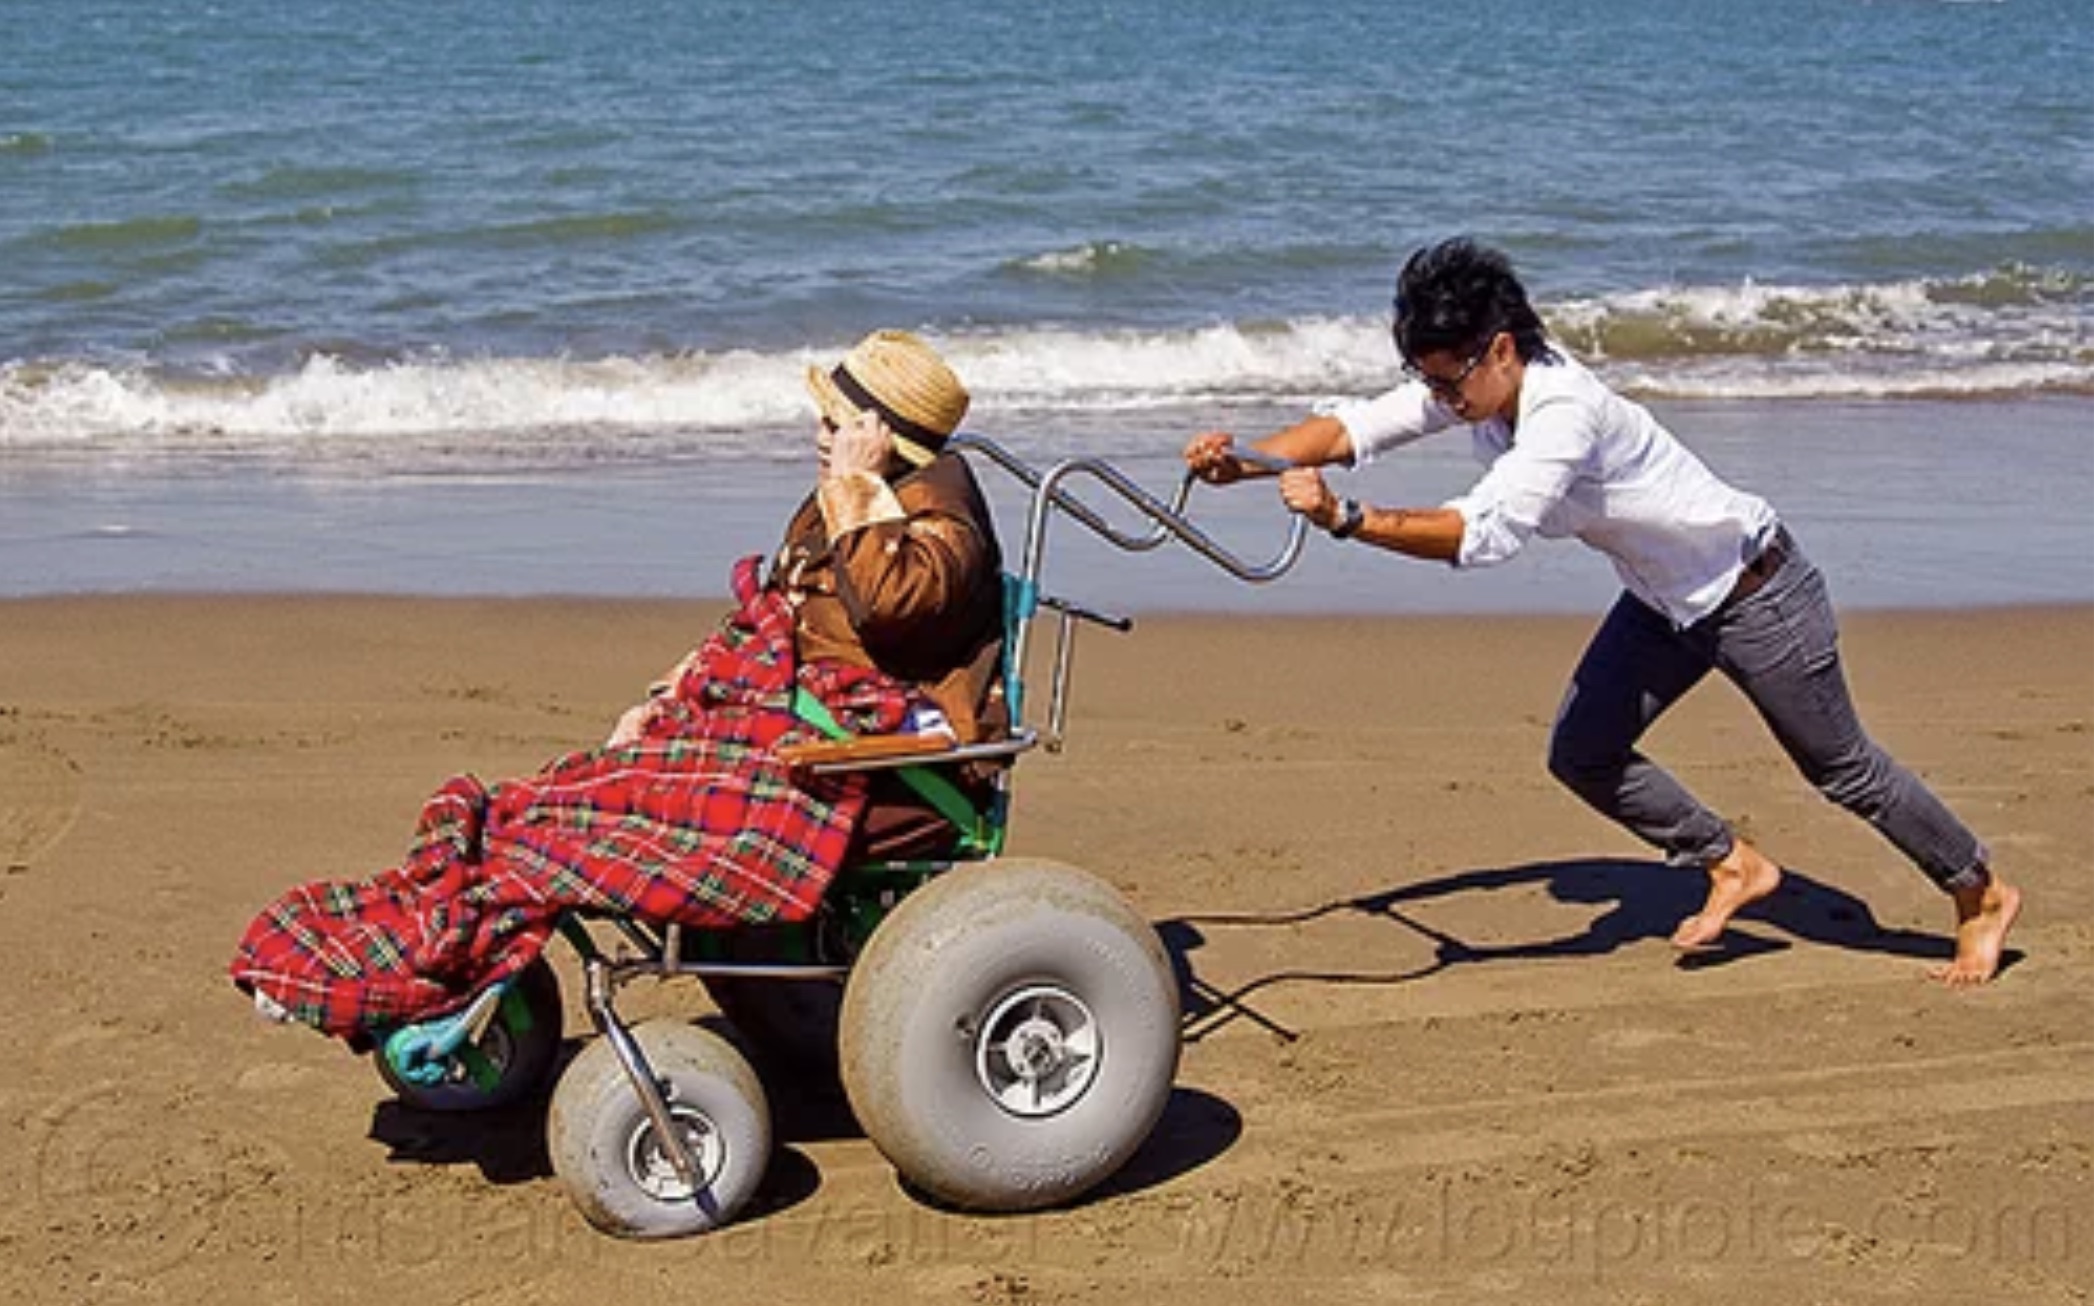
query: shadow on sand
[
  {"left": 368, "top": 1022, "right": 1242, "bottom": 1222},
  {"left": 1158, "top": 856, "right": 2009, "bottom": 1043}
]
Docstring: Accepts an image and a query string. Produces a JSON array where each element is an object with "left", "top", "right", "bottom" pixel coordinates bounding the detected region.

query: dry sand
[{"left": 2, "top": 595, "right": 2090, "bottom": 1304}]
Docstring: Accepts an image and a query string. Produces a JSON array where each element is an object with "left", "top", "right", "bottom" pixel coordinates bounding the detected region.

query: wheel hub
[
  {"left": 974, "top": 985, "right": 1101, "bottom": 1118},
  {"left": 1007, "top": 1017, "right": 1066, "bottom": 1079},
  {"left": 627, "top": 1103, "right": 725, "bottom": 1201}
]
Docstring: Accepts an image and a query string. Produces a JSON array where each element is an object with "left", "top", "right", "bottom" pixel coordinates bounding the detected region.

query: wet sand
[{"left": 5, "top": 396, "right": 2092, "bottom": 617}]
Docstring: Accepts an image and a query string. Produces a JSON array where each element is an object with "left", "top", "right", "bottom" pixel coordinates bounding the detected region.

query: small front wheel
[
  {"left": 546, "top": 1021, "right": 771, "bottom": 1238},
  {"left": 839, "top": 858, "right": 1180, "bottom": 1212},
  {"left": 375, "top": 958, "right": 564, "bottom": 1112}
]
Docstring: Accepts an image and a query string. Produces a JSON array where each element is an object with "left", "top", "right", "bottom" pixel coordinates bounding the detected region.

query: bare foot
[
  {"left": 1672, "top": 840, "right": 1783, "bottom": 951},
  {"left": 1930, "top": 874, "right": 2022, "bottom": 987}
]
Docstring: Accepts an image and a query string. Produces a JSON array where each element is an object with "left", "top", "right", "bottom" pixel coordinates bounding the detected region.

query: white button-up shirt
[{"left": 1332, "top": 348, "right": 1779, "bottom": 628}]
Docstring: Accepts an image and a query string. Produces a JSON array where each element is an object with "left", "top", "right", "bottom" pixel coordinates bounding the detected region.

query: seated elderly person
[{"left": 231, "top": 330, "right": 1007, "bottom": 1042}]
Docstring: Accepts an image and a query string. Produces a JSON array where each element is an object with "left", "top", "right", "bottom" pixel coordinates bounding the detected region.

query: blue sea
[{"left": 3, "top": 0, "right": 2090, "bottom": 610}]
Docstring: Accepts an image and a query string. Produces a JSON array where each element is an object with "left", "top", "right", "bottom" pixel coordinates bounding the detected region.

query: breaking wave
[{"left": 3, "top": 270, "right": 2086, "bottom": 470}]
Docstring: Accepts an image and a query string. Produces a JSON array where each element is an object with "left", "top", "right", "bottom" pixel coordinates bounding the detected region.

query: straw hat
[{"left": 805, "top": 330, "right": 970, "bottom": 468}]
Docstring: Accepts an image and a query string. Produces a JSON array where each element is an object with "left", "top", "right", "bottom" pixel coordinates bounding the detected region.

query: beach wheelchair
[{"left": 372, "top": 435, "right": 1304, "bottom": 1238}]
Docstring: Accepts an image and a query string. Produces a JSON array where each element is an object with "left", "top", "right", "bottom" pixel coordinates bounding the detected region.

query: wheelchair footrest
[{"left": 380, "top": 978, "right": 513, "bottom": 1087}]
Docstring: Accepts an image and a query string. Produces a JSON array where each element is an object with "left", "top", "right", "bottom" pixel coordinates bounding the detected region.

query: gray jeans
[{"left": 1546, "top": 529, "right": 1989, "bottom": 892}]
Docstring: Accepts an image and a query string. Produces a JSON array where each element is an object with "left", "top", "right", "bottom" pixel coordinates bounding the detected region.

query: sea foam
[{"left": 3, "top": 275, "right": 2086, "bottom": 470}]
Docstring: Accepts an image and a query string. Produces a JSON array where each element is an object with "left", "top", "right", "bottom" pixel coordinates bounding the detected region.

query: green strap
[{"left": 791, "top": 687, "right": 986, "bottom": 846}]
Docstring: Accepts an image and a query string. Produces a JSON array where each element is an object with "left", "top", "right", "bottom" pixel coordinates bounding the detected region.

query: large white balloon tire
[
  {"left": 375, "top": 957, "right": 564, "bottom": 1112},
  {"left": 838, "top": 858, "right": 1180, "bottom": 1212},
  {"left": 547, "top": 1020, "right": 772, "bottom": 1239}
]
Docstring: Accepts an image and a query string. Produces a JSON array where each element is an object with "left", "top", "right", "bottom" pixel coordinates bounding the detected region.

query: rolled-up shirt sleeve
[
  {"left": 1443, "top": 395, "right": 1593, "bottom": 569},
  {"left": 1329, "top": 381, "right": 1458, "bottom": 466}
]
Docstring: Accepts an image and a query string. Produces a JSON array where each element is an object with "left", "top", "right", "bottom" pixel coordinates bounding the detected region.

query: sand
[{"left": 2, "top": 594, "right": 2090, "bottom": 1304}]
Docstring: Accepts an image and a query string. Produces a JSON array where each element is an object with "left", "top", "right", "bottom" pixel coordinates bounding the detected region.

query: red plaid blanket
[{"left": 229, "top": 556, "right": 921, "bottom": 1041}]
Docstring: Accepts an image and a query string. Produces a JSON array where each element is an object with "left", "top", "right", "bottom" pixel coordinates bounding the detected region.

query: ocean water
[{"left": 2, "top": 0, "right": 2090, "bottom": 606}]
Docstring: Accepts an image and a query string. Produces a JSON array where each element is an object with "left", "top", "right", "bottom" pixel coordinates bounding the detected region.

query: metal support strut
[{"left": 951, "top": 434, "right": 1305, "bottom": 751}]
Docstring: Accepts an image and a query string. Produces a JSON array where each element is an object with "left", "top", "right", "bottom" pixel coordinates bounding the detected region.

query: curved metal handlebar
[
  {"left": 1023, "top": 456, "right": 1308, "bottom": 587},
  {"left": 950, "top": 431, "right": 1306, "bottom": 752},
  {"left": 951, "top": 433, "right": 1307, "bottom": 585},
  {"left": 953, "top": 433, "right": 1180, "bottom": 553}
]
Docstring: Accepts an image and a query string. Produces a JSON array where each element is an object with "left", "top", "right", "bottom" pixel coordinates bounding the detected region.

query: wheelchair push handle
[
  {"left": 951, "top": 432, "right": 1306, "bottom": 755},
  {"left": 952, "top": 433, "right": 1306, "bottom": 583},
  {"left": 1218, "top": 445, "right": 1294, "bottom": 475}
]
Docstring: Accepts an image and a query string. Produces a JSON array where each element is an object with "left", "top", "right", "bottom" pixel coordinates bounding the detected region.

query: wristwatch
[{"left": 1328, "top": 497, "right": 1366, "bottom": 540}]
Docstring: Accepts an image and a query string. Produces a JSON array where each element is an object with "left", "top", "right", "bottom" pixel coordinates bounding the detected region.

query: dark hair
[{"left": 1392, "top": 238, "right": 1555, "bottom": 366}]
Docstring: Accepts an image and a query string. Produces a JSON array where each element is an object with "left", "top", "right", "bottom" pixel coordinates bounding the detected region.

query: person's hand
[
  {"left": 823, "top": 408, "right": 894, "bottom": 480},
  {"left": 1183, "top": 431, "right": 1249, "bottom": 485},
  {"left": 1278, "top": 467, "right": 1340, "bottom": 529}
]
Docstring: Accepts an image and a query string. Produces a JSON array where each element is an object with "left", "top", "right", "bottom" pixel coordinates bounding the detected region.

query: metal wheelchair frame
[{"left": 475, "top": 434, "right": 1305, "bottom": 1195}]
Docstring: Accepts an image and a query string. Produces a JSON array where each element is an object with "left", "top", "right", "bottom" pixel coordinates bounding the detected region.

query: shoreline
[
  {"left": 5, "top": 589, "right": 2094, "bottom": 619},
  {"left": 3, "top": 395, "right": 2091, "bottom": 613}
]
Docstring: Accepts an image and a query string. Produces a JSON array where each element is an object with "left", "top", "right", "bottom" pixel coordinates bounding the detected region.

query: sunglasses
[{"left": 1405, "top": 337, "right": 1495, "bottom": 402}]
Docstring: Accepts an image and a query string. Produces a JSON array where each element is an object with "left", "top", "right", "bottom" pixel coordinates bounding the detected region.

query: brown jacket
[{"left": 771, "top": 451, "right": 1007, "bottom": 745}]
